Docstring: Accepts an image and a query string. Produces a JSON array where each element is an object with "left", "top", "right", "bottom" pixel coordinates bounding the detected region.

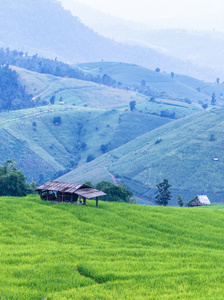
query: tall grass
[{"left": 0, "top": 195, "right": 223, "bottom": 299}]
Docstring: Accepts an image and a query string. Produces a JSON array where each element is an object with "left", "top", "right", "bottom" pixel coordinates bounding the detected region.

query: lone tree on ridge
[{"left": 155, "top": 178, "right": 172, "bottom": 206}]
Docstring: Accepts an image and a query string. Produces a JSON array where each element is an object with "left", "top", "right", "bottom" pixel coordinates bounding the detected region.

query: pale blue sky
[{"left": 60, "top": 0, "right": 224, "bottom": 31}]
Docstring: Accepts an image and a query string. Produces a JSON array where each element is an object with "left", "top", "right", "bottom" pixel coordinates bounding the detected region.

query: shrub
[
  {"left": 86, "top": 154, "right": 95, "bottom": 163},
  {"left": 96, "top": 181, "right": 134, "bottom": 203},
  {"left": 100, "top": 144, "right": 108, "bottom": 153},
  {"left": 155, "top": 138, "right": 162, "bottom": 144},
  {"left": 53, "top": 116, "right": 61, "bottom": 125}
]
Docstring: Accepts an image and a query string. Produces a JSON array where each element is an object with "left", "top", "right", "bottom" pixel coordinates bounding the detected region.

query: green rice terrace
[{"left": 0, "top": 195, "right": 223, "bottom": 299}]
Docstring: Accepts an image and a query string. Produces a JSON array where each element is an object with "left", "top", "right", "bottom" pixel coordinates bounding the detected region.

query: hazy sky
[{"left": 60, "top": 0, "right": 224, "bottom": 31}]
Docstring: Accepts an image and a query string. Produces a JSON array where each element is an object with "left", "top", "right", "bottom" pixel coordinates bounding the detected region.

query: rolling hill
[
  {"left": 78, "top": 62, "right": 224, "bottom": 105},
  {"left": 0, "top": 105, "right": 171, "bottom": 184},
  {"left": 0, "top": 195, "right": 224, "bottom": 299},
  {"left": 58, "top": 108, "right": 224, "bottom": 204},
  {"left": 11, "top": 65, "right": 147, "bottom": 109},
  {"left": 0, "top": 64, "right": 206, "bottom": 186}
]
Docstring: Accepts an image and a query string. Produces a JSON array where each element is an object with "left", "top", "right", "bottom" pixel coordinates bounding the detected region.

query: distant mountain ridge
[
  {"left": 0, "top": 0, "right": 217, "bottom": 80},
  {"left": 60, "top": 1, "right": 224, "bottom": 82}
]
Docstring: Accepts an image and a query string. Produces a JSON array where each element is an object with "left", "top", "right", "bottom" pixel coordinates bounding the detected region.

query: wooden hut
[
  {"left": 36, "top": 181, "right": 106, "bottom": 206},
  {"left": 196, "top": 195, "right": 211, "bottom": 205},
  {"left": 188, "top": 195, "right": 211, "bottom": 206}
]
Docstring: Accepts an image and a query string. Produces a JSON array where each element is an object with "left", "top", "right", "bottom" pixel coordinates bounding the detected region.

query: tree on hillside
[
  {"left": 155, "top": 178, "right": 172, "bottom": 206},
  {"left": 0, "top": 160, "right": 34, "bottom": 196},
  {"left": 50, "top": 95, "right": 55, "bottom": 105},
  {"left": 96, "top": 181, "right": 134, "bottom": 203},
  {"left": 177, "top": 195, "right": 184, "bottom": 207},
  {"left": 211, "top": 92, "right": 216, "bottom": 105},
  {"left": 129, "top": 100, "right": 136, "bottom": 111}
]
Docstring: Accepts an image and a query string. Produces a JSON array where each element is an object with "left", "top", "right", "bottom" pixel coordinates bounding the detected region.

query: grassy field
[
  {"left": 59, "top": 108, "right": 224, "bottom": 204},
  {"left": 0, "top": 195, "right": 224, "bottom": 299},
  {"left": 78, "top": 62, "right": 224, "bottom": 104},
  {"left": 0, "top": 105, "right": 171, "bottom": 183},
  {"left": 12, "top": 65, "right": 148, "bottom": 109}
]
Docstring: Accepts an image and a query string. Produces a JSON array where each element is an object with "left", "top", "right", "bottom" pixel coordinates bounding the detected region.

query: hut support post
[
  {"left": 83, "top": 197, "right": 86, "bottom": 206},
  {"left": 96, "top": 197, "right": 98, "bottom": 207},
  {"left": 47, "top": 190, "right": 49, "bottom": 201}
]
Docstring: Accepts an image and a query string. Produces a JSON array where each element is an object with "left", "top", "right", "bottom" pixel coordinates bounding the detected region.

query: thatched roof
[
  {"left": 37, "top": 181, "right": 106, "bottom": 199},
  {"left": 197, "top": 195, "right": 211, "bottom": 205}
]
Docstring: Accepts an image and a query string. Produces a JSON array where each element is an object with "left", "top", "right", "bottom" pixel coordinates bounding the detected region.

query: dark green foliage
[
  {"left": 211, "top": 92, "right": 216, "bottom": 105},
  {"left": 184, "top": 98, "right": 192, "bottom": 104},
  {"left": 129, "top": 100, "right": 136, "bottom": 111},
  {"left": 86, "top": 154, "right": 95, "bottom": 163},
  {"left": 155, "top": 68, "right": 160, "bottom": 72},
  {"left": 102, "top": 74, "right": 116, "bottom": 86},
  {"left": 100, "top": 144, "right": 108, "bottom": 153},
  {"left": 84, "top": 180, "right": 93, "bottom": 186},
  {"left": 202, "top": 103, "right": 208, "bottom": 109},
  {"left": 80, "top": 142, "right": 87, "bottom": 149},
  {"left": 96, "top": 181, "right": 133, "bottom": 203},
  {"left": 0, "top": 48, "right": 105, "bottom": 87},
  {"left": 216, "top": 78, "right": 220, "bottom": 84},
  {"left": 160, "top": 109, "right": 176, "bottom": 119},
  {"left": 53, "top": 116, "right": 61, "bottom": 125},
  {"left": 177, "top": 195, "right": 184, "bottom": 207},
  {"left": 155, "top": 138, "right": 162, "bottom": 144},
  {"left": 141, "top": 79, "right": 146, "bottom": 87},
  {"left": 0, "top": 65, "right": 32, "bottom": 111},
  {"left": 0, "top": 160, "right": 30, "bottom": 196},
  {"left": 209, "top": 133, "right": 215, "bottom": 142},
  {"left": 155, "top": 178, "right": 172, "bottom": 206},
  {"left": 50, "top": 95, "right": 55, "bottom": 105}
]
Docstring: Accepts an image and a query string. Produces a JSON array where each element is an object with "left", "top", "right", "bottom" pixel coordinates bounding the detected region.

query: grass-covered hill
[
  {"left": 78, "top": 62, "right": 224, "bottom": 104},
  {"left": 0, "top": 105, "right": 171, "bottom": 184},
  {"left": 12, "top": 65, "right": 202, "bottom": 118},
  {"left": 12, "top": 66, "right": 147, "bottom": 109},
  {"left": 59, "top": 108, "right": 224, "bottom": 204},
  {"left": 0, "top": 195, "right": 224, "bottom": 299}
]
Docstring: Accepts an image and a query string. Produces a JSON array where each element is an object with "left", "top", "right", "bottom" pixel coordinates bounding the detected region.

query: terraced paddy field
[{"left": 0, "top": 195, "right": 223, "bottom": 299}]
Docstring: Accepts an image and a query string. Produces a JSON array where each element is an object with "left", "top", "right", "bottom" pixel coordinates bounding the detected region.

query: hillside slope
[
  {"left": 12, "top": 65, "right": 147, "bottom": 109},
  {"left": 0, "top": 106, "right": 171, "bottom": 183},
  {"left": 78, "top": 62, "right": 224, "bottom": 104},
  {"left": 0, "top": 195, "right": 224, "bottom": 299},
  {"left": 59, "top": 108, "right": 224, "bottom": 204}
]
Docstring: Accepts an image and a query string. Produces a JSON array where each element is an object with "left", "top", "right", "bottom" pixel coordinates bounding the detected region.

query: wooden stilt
[
  {"left": 83, "top": 197, "right": 86, "bottom": 206},
  {"left": 96, "top": 197, "right": 98, "bottom": 207}
]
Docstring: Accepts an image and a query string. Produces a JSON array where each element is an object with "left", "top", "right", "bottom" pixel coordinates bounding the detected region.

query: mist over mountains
[{"left": 0, "top": 0, "right": 220, "bottom": 81}]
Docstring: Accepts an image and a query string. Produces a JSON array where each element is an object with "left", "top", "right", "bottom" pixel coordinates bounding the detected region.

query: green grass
[
  {"left": 0, "top": 106, "right": 171, "bottom": 183},
  {"left": 12, "top": 65, "right": 148, "bottom": 109},
  {"left": 0, "top": 195, "right": 224, "bottom": 299},
  {"left": 59, "top": 108, "right": 224, "bottom": 204},
  {"left": 78, "top": 62, "right": 224, "bottom": 104}
]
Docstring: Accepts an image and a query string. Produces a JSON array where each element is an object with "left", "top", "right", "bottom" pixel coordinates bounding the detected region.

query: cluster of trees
[
  {"left": 85, "top": 180, "right": 135, "bottom": 203},
  {"left": 0, "top": 48, "right": 118, "bottom": 87},
  {"left": 0, "top": 65, "right": 33, "bottom": 111},
  {"left": 155, "top": 178, "right": 184, "bottom": 207},
  {"left": 0, "top": 160, "right": 36, "bottom": 196}
]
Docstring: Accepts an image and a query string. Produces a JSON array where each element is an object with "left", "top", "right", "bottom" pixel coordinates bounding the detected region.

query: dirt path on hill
[
  {"left": 104, "top": 167, "right": 118, "bottom": 184},
  {"left": 32, "top": 81, "right": 55, "bottom": 101},
  {"left": 0, "top": 107, "right": 68, "bottom": 126}
]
